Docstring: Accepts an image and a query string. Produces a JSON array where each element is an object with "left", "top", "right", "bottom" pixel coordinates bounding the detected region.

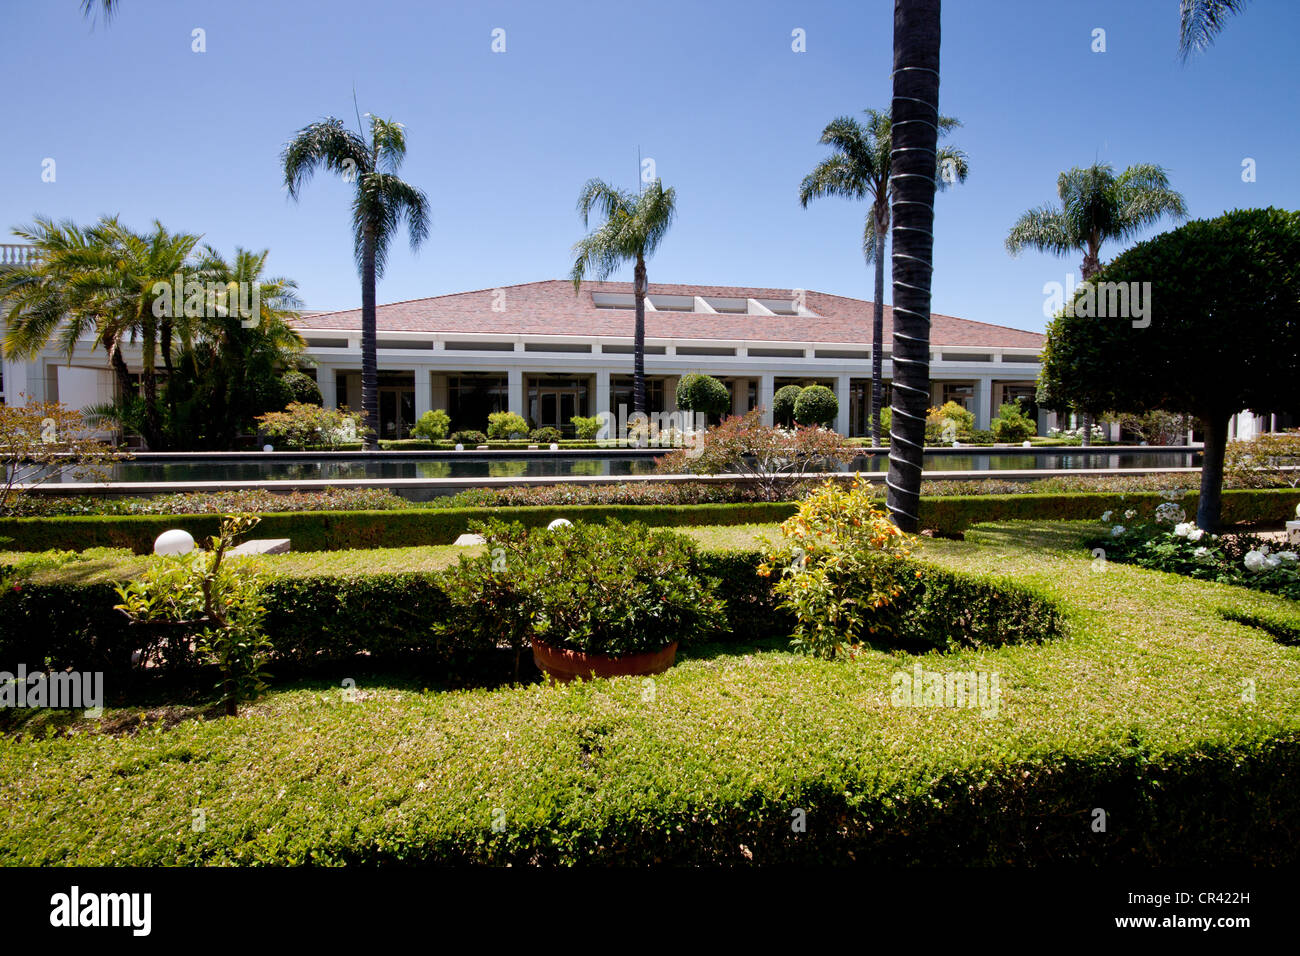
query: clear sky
[{"left": 2, "top": 0, "right": 1297, "bottom": 332}]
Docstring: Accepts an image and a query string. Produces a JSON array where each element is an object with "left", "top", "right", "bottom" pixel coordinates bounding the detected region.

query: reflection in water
[{"left": 83, "top": 448, "right": 1202, "bottom": 485}]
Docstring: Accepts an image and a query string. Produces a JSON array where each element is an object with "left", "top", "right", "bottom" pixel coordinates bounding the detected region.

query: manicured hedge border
[
  {"left": 2, "top": 489, "right": 1297, "bottom": 554},
  {"left": 0, "top": 548, "right": 1066, "bottom": 675}
]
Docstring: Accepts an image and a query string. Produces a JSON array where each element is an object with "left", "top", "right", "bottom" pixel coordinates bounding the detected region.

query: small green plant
[
  {"left": 570, "top": 415, "right": 604, "bottom": 441},
  {"left": 925, "top": 401, "right": 975, "bottom": 444},
  {"left": 794, "top": 385, "right": 838, "bottom": 429},
  {"left": 255, "top": 403, "right": 367, "bottom": 450},
  {"left": 530, "top": 427, "right": 562, "bottom": 444},
  {"left": 449, "top": 429, "right": 488, "bottom": 446},
  {"left": 486, "top": 412, "right": 530, "bottom": 440},
  {"left": 411, "top": 409, "right": 451, "bottom": 441},
  {"left": 759, "top": 477, "right": 917, "bottom": 658},
  {"left": 114, "top": 515, "right": 271, "bottom": 715}
]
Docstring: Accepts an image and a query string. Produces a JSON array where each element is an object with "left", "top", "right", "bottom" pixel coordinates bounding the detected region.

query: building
[{"left": 287, "top": 280, "right": 1049, "bottom": 440}]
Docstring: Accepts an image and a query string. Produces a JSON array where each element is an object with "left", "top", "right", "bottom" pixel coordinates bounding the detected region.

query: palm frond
[{"left": 1179, "top": 0, "right": 1250, "bottom": 60}]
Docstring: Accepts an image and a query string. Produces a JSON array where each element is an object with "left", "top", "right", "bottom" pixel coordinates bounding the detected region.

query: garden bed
[{"left": 1, "top": 521, "right": 1297, "bottom": 865}]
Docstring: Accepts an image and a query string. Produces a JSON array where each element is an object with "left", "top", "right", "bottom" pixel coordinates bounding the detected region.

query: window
[
  {"left": 447, "top": 373, "right": 509, "bottom": 431},
  {"left": 610, "top": 375, "right": 667, "bottom": 416}
]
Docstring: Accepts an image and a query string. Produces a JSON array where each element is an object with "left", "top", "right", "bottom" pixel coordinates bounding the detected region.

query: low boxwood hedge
[
  {"left": 3, "top": 488, "right": 1296, "bottom": 554},
  {"left": 0, "top": 542, "right": 1065, "bottom": 675}
]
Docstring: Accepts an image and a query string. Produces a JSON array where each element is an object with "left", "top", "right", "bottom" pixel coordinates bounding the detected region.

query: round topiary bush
[
  {"left": 675, "top": 373, "right": 732, "bottom": 418},
  {"left": 772, "top": 385, "right": 803, "bottom": 427},
  {"left": 487, "top": 412, "right": 530, "bottom": 440},
  {"left": 280, "top": 369, "right": 323, "bottom": 406},
  {"left": 794, "top": 385, "right": 838, "bottom": 428},
  {"left": 530, "top": 427, "right": 562, "bottom": 444},
  {"left": 449, "top": 430, "right": 487, "bottom": 445}
]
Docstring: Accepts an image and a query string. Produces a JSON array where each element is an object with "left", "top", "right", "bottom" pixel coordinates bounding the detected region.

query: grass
[{"left": 1, "top": 520, "right": 1298, "bottom": 865}]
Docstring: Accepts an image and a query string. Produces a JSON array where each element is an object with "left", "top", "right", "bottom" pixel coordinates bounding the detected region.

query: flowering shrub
[
  {"left": 1224, "top": 430, "right": 1300, "bottom": 489},
  {"left": 1092, "top": 499, "right": 1300, "bottom": 599},
  {"left": 758, "top": 477, "right": 917, "bottom": 658},
  {"left": 1046, "top": 423, "right": 1107, "bottom": 444}
]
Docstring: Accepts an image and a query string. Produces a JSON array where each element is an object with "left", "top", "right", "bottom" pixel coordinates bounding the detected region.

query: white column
[
  {"left": 835, "top": 373, "right": 851, "bottom": 436},
  {"left": 414, "top": 368, "right": 431, "bottom": 418},
  {"left": 596, "top": 368, "right": 611, "bottom": 416},
  {"left": 759, "top": 373, "right": 775, "bottom": 425},
  {"left": 731, "top": 378, "right": 746, "bottom": 415},
  {"left": 508, "top": 368, "right": 525, "bottom": 417},
  {"left": 974, "top": 378, "right": 993, "bottom": 430},
  {"left": 317, "top": 367, "right": 337, "bottom": 409}
]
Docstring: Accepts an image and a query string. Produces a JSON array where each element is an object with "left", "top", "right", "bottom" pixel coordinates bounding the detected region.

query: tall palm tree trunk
[
  {"left": 871, "top": 216, "right": 887, "bottom": 446},
  {"left": 885, "top": 0, "right": 942, "bottom": 532},
  {"left": 633, "top": 256, "right": 648, "bottom": 416},
  {"left": 360, "top": 224, "right": 380, "bottom": 450},
  {"left": 1078, "top": 242, "right": 1102, "bottom": 447},
  {"left": 141, "top": 323, "right": 163, "bottom": 450}
]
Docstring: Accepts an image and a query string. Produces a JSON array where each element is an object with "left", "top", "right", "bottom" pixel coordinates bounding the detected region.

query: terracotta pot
[{"left": 532, "top": 639, "right": 678, "bottom": 683}]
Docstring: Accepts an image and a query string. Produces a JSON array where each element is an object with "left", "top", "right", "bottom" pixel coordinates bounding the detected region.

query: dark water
[{"left": 64, "top": 448, "right": 1201, "bottom": 484}]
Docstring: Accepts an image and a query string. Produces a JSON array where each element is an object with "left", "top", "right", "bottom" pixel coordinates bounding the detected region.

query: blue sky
[{"left": 2, "top": 0, "right": 1297, "bottom": 331}]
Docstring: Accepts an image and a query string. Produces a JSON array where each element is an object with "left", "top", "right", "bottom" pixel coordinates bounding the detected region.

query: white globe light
[
  {"left": 549, "top": 442, "right": 559, "bottom": 451},
  {"left": 1022, "top": 441, "right": 1031, "bottom": 447},
  {"left": 547, "top": 518, "right": 572, "bottom": 531},
  {"left": 454, "top": 443, "right": 465, "bottom": 451},
  {"left": 154, "top": 529, "right": 195, "bottom": 556},
  {"left": 262, "top": 444, "right": 273, "bottom": 452}
]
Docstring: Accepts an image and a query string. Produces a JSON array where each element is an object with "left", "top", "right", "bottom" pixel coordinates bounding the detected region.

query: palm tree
[
  {"left": 1006, "top": 162, "right": 1187, "bottom": 444},
  {"left": 79, "top": 0, "right": 117, "bottom": 23},
  {"left": 884, "top": 0, "right": 943, "bottom": 533},
  {"left": 799, "top": 108, "right": 967, "bottom": 444},
  {"left": 1179, "top": 0, "right": 1250, "bottom": 59},
  {"left": 570, "top": 178, "right": 677, "bottom": 416},
  {"left": 282, "top": 114, "right": 430, "bottom": 449},
  {"left": 1, "top": 215, "right": 198, "bottom": 449}
]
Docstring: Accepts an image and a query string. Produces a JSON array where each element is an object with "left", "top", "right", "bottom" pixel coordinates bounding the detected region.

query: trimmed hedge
[
  {"left": 3, "top": 489, "right": 1298, "bottom": 554},
  {"left": 0, "top": 546, "right": 1065, "bottom": 675}
]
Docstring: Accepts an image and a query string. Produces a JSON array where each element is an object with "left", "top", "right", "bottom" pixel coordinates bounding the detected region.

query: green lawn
[{"left": 2, "top": 521, "right": 1297, "bottom": 865}]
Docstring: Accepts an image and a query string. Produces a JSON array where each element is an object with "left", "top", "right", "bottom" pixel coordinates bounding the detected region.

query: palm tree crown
[{"left": 1179, "top": 0, "right": 1250, "bottom": 60}]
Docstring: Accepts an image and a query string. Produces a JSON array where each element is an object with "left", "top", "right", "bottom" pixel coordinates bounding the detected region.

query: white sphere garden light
[
  {"left": 547, "top": 518, "right": 572, "bottom": 531},
  {"left": 153, "top": 529, "right": 196, "bottom": 556}
]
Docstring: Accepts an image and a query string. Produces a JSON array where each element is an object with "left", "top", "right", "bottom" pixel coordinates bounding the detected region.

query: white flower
[
  {"left": 1193, "top": 546, "right": 1210, "bottom": 558},
  {"left": 1100, "top": 510, "right": 1113, "bottom": 522},
  {"left": 1173, "top": 521, "right": 1194, "bottom": 537},
  {"left": 1278, "top": 551, "right": 1298, "bottom": 563},
  {"left": 1266, "top": 554, "right": 1283, "bottom": 569},
  {"left": 1187, "top": 528, "right": 1204, "bottom": 542},
  {"left": 1111, "top": 525, "right": 1126, "bottom": 537},
  {"left": 1244, "top": 550, "right": 1267, "bottom": 572},
  {"left": 1124, "top": 509, "right": 1137, "bottom": 520},
  {"left": 1156, "top": 503, "right": 1186, "bottom": 524}
]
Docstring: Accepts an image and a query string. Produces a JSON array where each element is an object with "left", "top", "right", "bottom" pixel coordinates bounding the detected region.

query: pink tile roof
[{"left": 294, "top": 280, "right": 1043, "bottom": 350}]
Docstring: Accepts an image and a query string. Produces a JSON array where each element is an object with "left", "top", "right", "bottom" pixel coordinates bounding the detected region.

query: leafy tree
[
  {"left": 885, "top": 0, "right": 943, "bottom": 533},
  {"left": 486, "top": 411, "right": 530, "bottom": 439},
  {"left": 412, "top": 409, "right": 451, "bottom": 441},
  {"left": 800, "top": 107, "right": 966, "bottom": 444},
  {"left": 570, "top": 178, "right": 676, "bottom": 415},
  {"left": 280, "top": 369, "right": 323, "bottom": 406},
  {"left": 1006, "top": 163, "right": 1187, "bottom": 445},
  {"left": 282, "top": 114, "right": 430, "bottom": 449},
  {"left": 0, "top": 398, "right": 129, "bottom": 514},
  {"left": 991, "top": 401, "right": 1036, "bottom": 442},
  {"left": 1038, "top": 207, "right": 1300, "bottom": 530},
  {"left": 794, "top": 384, "right": 839, "bottom": 428},
  {"left": 675, "top": 373, "right": 731, "bottom": 419}
]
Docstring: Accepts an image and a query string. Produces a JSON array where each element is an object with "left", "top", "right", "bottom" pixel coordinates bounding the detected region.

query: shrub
[
  {"left": 1224, "top": 430, "right": 1300, "bottom": 489},
  {"left": 435, "top": 520, "right": 727, "bottom": 657},
  {"left": 991, "top": 401, "right": 1036, "bottom": 442},
  {"left": 449, "top": 430, "right": 488, "bottom": 446},
  {"left": 486, "top": 412, "right": 529, "bottom": 440},
  {"left": 793, "top": 385, "right": 838, "bottom": 429},
  {"left": 925, "top": 401, "right": 975, "bottom": 444},
  {"left": 529, "top": 427, "right": 562, "bottom": 444},
  {"left": 759, "top": 478, "right": 917, "bottom": 657},
  {"left": 279, "top": 370, "right": 323, "bottom": 406},
  {"left": 570, "top": 415, "right": 604, "bottom": 440},
  {"left": 655, "top": 409, "right": 855, "bottom": 501},
  {"left": 0, "top": 399, "right": 130, "bottom": 516},
  {"left": 255, "top": 403, "right": 366, "bottom": 450},
  {"left": 772, "top": 385, "right": 803, "bottom": 427},
  {"left": 878, "top": 406, "right": 891, "bottom": 438},
  {"left": 675, "top": 374, "right": 732, "bottom": 418},
  {"left": 411, "top": 409, "right": 451, "bottom": 441}
]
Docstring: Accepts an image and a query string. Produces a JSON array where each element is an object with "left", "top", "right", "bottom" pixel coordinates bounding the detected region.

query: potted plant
[{"left": 435, "top": 519, "right": 726, "bottom": 682}]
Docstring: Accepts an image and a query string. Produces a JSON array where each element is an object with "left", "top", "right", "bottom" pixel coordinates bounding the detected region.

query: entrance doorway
[{"left": 378, "top": 385, "right": 415, "bottom": 439}]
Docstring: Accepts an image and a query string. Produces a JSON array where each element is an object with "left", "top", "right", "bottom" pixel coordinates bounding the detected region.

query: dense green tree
[
  {"left": 675, "top": 373, "right": 731, "bottom": 420},
  {"left": 1038, "top": 207, "right": 1300, "bottom": 530}
]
